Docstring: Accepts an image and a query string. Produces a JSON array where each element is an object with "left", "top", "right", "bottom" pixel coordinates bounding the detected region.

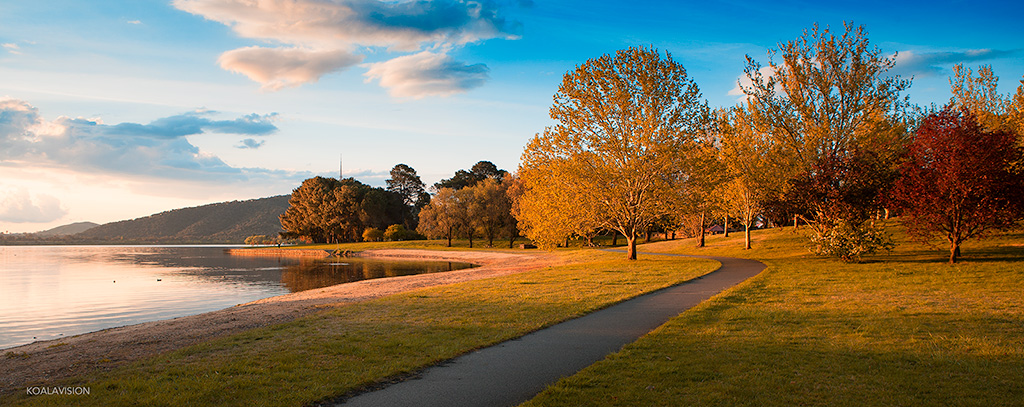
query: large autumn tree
[
  {"left": 891, "top": 107, "right": 1023, "bottom": 263},
  {"left": 741, "top": 22, "right": 911, "bottom": 260},
  {"left": 515, "top": 46, "right": 711, "bottom": 260}
]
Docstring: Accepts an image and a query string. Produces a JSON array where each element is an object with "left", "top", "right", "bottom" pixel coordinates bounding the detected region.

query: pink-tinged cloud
[
  {"left": 218, "top": 46, "right": 364, "bottom": 90},
  {"left": 364, "top": 51, "right": 488, "bottom": 98},
  {"left": 174, "top": 0, "right": 518, "bottom": 94},
  {"left": 173, "top": 0, "right": 516, "bottom": 50}
]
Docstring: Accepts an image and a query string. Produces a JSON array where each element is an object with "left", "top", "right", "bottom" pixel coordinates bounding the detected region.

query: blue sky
[{"left": 1, "top": 0, "right": 1022, "bottom": 233}]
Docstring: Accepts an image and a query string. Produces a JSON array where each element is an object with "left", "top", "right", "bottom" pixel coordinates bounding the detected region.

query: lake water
[{"left": 0, "top": 245, "right": 475, "bottom": 350}]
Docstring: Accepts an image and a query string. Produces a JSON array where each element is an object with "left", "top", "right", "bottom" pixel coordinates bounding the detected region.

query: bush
[
  {"left": 244, "top": 235, "right": 276, "bottom": 245},
  {"left": 362, "top": 228, "right": 383, "bottom": 242},
  {"left": 384, "top": 224, "right": 426, "bottom": 241},
  {"left": 809, "top": 219, "right": 893, "bottom": 263}
]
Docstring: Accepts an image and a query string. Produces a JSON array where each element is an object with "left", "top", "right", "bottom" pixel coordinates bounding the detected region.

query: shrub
[
  {"left": 362, "top": 228, "right": 383, "bottom": 242},
  {"left": 809, "top": 219, "right": 893, "bottom": 263}
]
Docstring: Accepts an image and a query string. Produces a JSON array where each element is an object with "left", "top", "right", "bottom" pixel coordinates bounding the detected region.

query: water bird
[{"left": 157, "top": 279, "right": 162, "bottom": 281}]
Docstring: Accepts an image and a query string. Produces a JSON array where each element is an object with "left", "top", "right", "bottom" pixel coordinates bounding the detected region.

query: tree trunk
[
  {"left": 446, "top": 233, "right": 452, "bottom": 247},
  {"left": 794, "top": 214, "right": 799, "bottom": 229},
  {"left": 744, "top": 223, "right": 751, "bottom": 250},
  {"left": 949, "top": 242, "right": 959, "bottom": 264},
  {"left": 645, "top": 227, "right": 651, "bottom": 243},
  {"left": 724, "top": 213, "right": 730, "bottom": 237},
  {"left": 696, "top": 212, "right": 706, "bottom": 248},
  {"left": 509, "top": 233, "right": 516, "bottom": 249},
  {"left": 564, "top": 236, "right": 570, "bottom": 248},
  {"left": 612, "top": 231, "right": 618, "bottom": 246},
  {"left": 626, "top": 234, "right": 637, "bottom": 260},
  {"left": 671, "top": 231, "right": 676, "bottom": 240},
  {"left": 468, "top": 231, "right": 473, "bottom": 248}
]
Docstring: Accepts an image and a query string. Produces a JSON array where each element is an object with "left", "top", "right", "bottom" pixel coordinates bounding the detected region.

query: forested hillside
[{"left": 73, "top": 196, "right": 290, "bottom": 243}]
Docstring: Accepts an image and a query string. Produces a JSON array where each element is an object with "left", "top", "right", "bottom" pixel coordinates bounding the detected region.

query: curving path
[{"left": 334, "top": 251, "right": 766, "bottom": 407}]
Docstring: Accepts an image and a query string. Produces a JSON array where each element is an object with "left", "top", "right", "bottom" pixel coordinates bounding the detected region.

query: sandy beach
[{"left": 0, "top": 249, "right": 557, "bottom": 395}]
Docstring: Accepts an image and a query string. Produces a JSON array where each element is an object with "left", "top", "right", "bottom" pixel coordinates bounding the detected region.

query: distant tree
[
  {"left": 470, "top": 161, "right": 507, "bottom": 182},
  {"left": 279, "top": 176, "right": 343, "bottom": 243},
  {"left": 358, "top": 187, "right": 406, "bottom": 230},
  {"left": 362, "top": 227, "right": 383, "bottom": 242},
  {"left": 417, "top": 187, "right": 469, "bottom": 247},
  {"left": 891, "top": 108, "right": 1024, "bottom": 263},
  {"left": 245, "top": 235, "right": 275, "bottom": 245},
  {"left": 516, "top": 46, "right": 712, "bottom": 259},
  {"left": 386, "top": 164, "right": 427, "bottom": 207},
  {"left": 383, "top": 224, "right": 410, "bottom": 241},
  {"left": 280, "top": 176, "right": 409, "bottom": 243},
  {"left": 949, "top": 64, "right": 1011, "bottom": 132},
  {"left": 434, "top": 161, "right": 509, "bottom": 190},
  {"left": 467, "top": 178, "right": 514, "bottom": 247},
  {"left": 948, "top": 65, "right": 1024, "bottom": 175},
  {"left": 718, "top": 105, "right": 793, "bottom": 249},
  {"left": 740, "top": 22, "right": 911, "bottom": 259}
]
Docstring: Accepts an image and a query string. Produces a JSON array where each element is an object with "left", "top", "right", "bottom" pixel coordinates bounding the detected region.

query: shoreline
[{"left": 1, "top": 249, "right": 557, "bottom": 396}]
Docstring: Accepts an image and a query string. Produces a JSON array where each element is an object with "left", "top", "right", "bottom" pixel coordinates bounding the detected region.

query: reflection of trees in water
[{"left": 279, "top": 259, "right": 476, "bottom": 293}]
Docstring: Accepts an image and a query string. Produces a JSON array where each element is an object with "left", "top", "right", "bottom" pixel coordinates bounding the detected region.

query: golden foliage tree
[
  {"left": 717, "top": 105, "right": 790, "bottom": 249},
  {"left": 416, "top": 187, "right": 468, "bottom": 247},
  {"left": 949, "top": 65, "right": 1024, "bottom": 174},
  {"left": 740, "top": 22, "right": 910, "bottom": 255},
  {"left": 515, "top": 46, "right": 711, "bottom": 260}
]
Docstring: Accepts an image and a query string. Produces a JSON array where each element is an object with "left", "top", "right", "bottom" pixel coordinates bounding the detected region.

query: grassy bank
[
  {"left": 5, "top": 249, "right": 715, "bottom": 406},
  {"left": 524, "top": 223, "right": 1024, "bottom": 406}
]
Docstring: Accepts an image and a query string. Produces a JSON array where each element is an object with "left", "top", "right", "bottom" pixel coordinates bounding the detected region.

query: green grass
[
  {"left": 5, "top": 251, "right": 715, "bottom": 406},
  {"left": 523, "top": 223, "right": 1024, "bottom": 406}
]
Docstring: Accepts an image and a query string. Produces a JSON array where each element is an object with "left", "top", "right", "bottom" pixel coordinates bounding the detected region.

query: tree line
[
  {"left": 279, "top": 160, "right": 520, "bottom": 248},
  {"left": 513, "top": 22, "right": 1023, "bottom": 263}
]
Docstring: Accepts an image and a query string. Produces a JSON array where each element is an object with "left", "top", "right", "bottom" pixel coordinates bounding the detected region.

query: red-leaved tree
[{"left": 891, "top": 108, "right": 1023, "bottom": 263}]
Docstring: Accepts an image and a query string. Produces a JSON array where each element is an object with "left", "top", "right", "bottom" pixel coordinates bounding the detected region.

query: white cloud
[
  {"left": 728, "top": 65, "right": 777, "bottom": 102},
  {"left": 2, "top": 43, "right": 22, "bottom": 55},
  {"left": 0, "top": 187, "right": 67, "bottom": 223},
  {"left": 891, "top": 49, "right": 1021, "bottom": 77},
  {"left": 0, "top": 97, "right": 303, "bottom": 183},
  {"left": 364, "top": 51, "right": 489, "bottom": 98},
  {"left": 173, "top": 0, "right": 517, "bottom": 94},
  {"left": 218, "top": 46, "right": 364, "bottom": 91}
]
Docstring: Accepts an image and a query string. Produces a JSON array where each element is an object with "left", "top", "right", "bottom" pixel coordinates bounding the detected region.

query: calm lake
[{"left": 0, "top": 245, "right": 475, "bottom": 350}]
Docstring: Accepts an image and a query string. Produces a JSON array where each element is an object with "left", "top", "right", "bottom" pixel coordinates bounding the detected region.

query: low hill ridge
[
  {"left": 36, "top": 222, "right": 100, "bottom": 236},
  {"left": 73, "top": 195, "right": 290, "bottom": 243}
]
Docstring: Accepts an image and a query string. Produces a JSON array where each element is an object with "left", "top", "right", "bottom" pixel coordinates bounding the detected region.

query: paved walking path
[{"left": 336, "top": 251, "right": 766, "bottom": 407}]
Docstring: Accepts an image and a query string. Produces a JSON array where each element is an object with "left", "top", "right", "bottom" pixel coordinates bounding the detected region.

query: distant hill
[
  {"left": 36, "top": 221, "right": 100, "bottom": 236},
  {"left": 73, "top": 195, "right": 291, "bottom": 243}
]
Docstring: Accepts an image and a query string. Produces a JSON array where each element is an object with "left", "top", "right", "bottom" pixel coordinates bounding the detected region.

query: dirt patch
[{"left": 0, "top": 249, "right": 557, "bottom": 396}]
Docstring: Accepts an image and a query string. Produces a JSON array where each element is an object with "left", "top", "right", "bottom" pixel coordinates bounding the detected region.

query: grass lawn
[
  {"left": 4, "top": 248, "right": 715, "bottom": 406},
  {"left": 523, "top": 222, "right": 1024, "bottom": 406}
]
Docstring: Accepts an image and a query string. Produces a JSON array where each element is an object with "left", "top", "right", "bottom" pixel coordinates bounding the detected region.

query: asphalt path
[{"left": 336, "top": 251, "right": 766, "bottom": 407}]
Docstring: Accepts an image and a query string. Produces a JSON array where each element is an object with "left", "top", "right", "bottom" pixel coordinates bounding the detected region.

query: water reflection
[
  {"left": 280, "top": 259, "right": 475, "bottom": 292},
  {"left": 0, "top": 246, "right": 475, "bottom": 349}
]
